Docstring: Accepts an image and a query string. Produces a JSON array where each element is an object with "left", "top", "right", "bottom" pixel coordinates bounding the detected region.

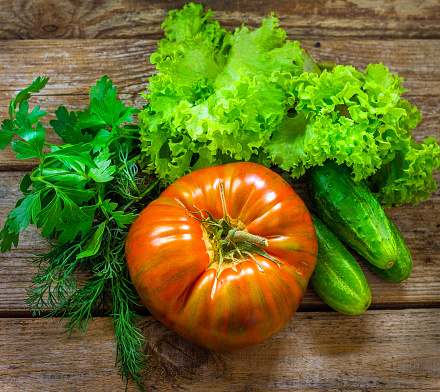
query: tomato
[{"left": 125, "top": 162, "right": 317, "bottom": 352}]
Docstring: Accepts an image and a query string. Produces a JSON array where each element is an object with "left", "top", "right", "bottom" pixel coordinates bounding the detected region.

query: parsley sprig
[{"left": 0, "top": 76, "right": 160, "bottom": 391}]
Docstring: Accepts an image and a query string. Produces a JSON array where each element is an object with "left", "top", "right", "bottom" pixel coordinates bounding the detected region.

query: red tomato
[{"left": 125, "top": 162, "right": 317, "bottom": 352}]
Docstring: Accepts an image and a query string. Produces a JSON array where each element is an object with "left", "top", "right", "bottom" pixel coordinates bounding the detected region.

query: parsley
[{"left": 0, "top": 76, "right": 160, "bottom": 392}]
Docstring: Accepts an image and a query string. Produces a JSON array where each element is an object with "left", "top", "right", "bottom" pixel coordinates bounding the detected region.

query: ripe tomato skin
[{"left": 125, "top": 162, "right": 317, "bottom": 352}]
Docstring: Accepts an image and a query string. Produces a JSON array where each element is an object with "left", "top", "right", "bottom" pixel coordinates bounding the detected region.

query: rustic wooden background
[{"left": 0, "top": 1, "right": 439, "bottom": 391}]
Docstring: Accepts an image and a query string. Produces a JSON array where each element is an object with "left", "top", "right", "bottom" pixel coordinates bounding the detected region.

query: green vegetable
[
  {"left": 364, "top": 217, "right": 413, "bottom": 282},
  {"left": 139, "top": 2, "right": 440, "bottom": 207},
  {"left": 0, "top": 76, "right": 160, "bottom": 392},
  {"left": 0, "top": 75, "right": 141, "bottom": 251},
  {"left": 310, "top": 213, "right": 372, "bottom": 315},
  {"left": 138, "top": 3, "right": 318, "bottom": 184},
  {"left": 306, "top": 159, "right": 397, "bottom": 269}
]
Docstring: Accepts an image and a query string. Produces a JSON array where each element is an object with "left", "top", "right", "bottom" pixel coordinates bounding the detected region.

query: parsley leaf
[
  {"left": 5, "top": 191, "right": 42, "bottom": 234},
  {"left": 12, "top": 109, "right": 46, "bottom": 160},
  {"left": 77, "top": 75, "right": 138, "bottom": 132},
  {"left": 0, "top": 119, "right": 16, "bottom": 150},
  {"left": 76, "top": 222, "right": 107, "bottom": 260},
  {"left": 0, "top": 227, "right": 19, "bottom": 253},
  {"left": 50, "top": 106, "right": 78, "bottom": 138},
  {"left": 102, "top": 199, "right": 138, "bottom": 228},
  {"left": 47, "top": 144, "right": 96, "bottom": 171},
  {"left": 89, "top": 147, "right": 116, "bottom": 182},
  {"left": 8, "top": 76, "right": 49, "bottom": 119},
  {"left": 36, "top": 193, "right": 63, "bottom": 238}
]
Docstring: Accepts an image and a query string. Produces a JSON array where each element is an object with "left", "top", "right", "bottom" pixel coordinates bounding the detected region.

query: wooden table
[{"left": 1, "top": 1, "right": 439, "bottom": 391}]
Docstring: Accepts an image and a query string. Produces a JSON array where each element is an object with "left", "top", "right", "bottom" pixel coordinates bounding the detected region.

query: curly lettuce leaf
[
  {"left": 139, "top": 3, "right": 305, "bottom": 183},
  {"left": 266, "top": 63, "right": 439, "bottom": 206},
  {"left": 368, "top": 137, "right": 440, "bottom": 207}
]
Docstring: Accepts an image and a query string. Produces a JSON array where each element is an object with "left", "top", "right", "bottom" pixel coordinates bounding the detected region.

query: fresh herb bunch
[{"left": 0, "top": 76, "right": 160, "bottom": 391}]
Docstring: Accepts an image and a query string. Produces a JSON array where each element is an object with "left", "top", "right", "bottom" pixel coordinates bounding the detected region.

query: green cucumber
[
  {"left": 306, "top": 160, "right": 397, "bottom": 270},
  {"left": 364, "top": 218, "right": 413, "bottom": 282},
  {"left": 310, "top": 213, "right": 372, "bottom": 315}
]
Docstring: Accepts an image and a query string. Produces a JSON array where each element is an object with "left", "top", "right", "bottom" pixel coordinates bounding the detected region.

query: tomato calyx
[{"left": 189, "top": 181, "right": 282, "bottom": 298}]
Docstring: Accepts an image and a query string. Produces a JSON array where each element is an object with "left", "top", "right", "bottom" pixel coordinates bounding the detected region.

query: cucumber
[
  {"left": 364, "top": 217, "right": 413, "bottom": 283},
  {"left": 310, "top": 213, "right": 372, "bottom": 315},
  {"left": 306, "top": 160, "right": 397, "bottom": 270}
]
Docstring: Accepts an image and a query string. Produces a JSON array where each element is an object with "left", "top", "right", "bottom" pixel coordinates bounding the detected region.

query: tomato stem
[
  {"left": 219, "top": 181, "right": 229, "bottom": 223},
  {"left": 226, "top": 228, "right": 268, "bottom": 247}
]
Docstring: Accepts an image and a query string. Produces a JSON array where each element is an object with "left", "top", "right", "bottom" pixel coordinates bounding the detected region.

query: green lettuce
[
  {"left": 139, "top": 2, "right": 440, "bottom": 207},
  {"left": 267, "top": 63, "right": 440, "bottom": 206},
  {"left": 138, "top": 3, "right": 310, "bottom": 181}
]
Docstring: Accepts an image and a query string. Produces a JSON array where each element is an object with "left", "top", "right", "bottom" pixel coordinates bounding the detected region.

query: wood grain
[
  {"left": 0, "top": 0, "right": 439, "bottom": 40},
  {"left": 1, "top": 310, "right": 439, "bottom": 391},
  {"left": 1, "top": 39, "right": 439, "bottom": 94},
  {"left": 0, "top": 317, "right": 138, "bottom": 391},
  {"left": 139, "top": 309, "right": 440, "bottom": 391}
]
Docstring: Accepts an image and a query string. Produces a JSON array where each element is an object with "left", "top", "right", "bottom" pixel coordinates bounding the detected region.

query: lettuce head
[{"left": 139, "top": 2, "right": 440, "bottom": 207}]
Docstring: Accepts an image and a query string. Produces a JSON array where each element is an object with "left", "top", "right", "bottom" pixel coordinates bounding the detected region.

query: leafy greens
[
  {"left": 0, "top": 76, "right": 160, "bottom": 391},
  {"left": 139, "top": 2, "right": 440, "bottom": 207}
]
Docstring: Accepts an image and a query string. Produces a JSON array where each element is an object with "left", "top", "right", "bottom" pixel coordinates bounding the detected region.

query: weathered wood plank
[
  {"left": 0, "top": 39, "right": 439, "bottom": 170},
  {"left": 1, "top": 170, "right": 438, "bottom": 315},
  {"left": 0, "top": 39, "right": 154, "bottom": 95},
  {"left": 1, "top": 310, "right": 439, "bottom": 391},
  {"left": 0, "top": 0, "right": 439, "bottom": 41},
  {"left": 1, "top": 39, "right": 439, "bottom": 94},
  {"left": 0, "top": 317, "right": 138, "bottom": 391},
  {"left": 140, "top": 309, "right": 440, "bottom": 391}
]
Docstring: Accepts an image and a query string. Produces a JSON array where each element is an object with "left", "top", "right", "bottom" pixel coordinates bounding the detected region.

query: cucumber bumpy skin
[
  {"left": 364, "top": 218, "right": 413, "bottom": 283},
  {"left": 306, "top": 160, "right": 397, "bottom": 270},
  {"left": 310, "top": 213, "right": 372, "bottom": 315}
]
